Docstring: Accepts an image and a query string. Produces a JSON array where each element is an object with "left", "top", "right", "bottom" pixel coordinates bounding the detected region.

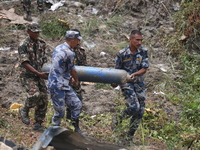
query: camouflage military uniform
[
  {"left": 66, "top": 47, "right": 87, "bottom": 121},
  {"left": 18, "top": 35, "right": 48, "bottom": 125},
  {"left": 114, "top": 45, "right": 149, "bottom": 138},
  {"left": 22, "top": 0, "right": 44, "bottom": 21},
  {"left": 72, "top": 47, "right": 87, "bottom": 100}
]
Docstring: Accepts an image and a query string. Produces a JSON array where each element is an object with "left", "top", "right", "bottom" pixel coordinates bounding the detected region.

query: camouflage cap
[{"left": 27, "top": 22, "right": 42, "bottom": 32}]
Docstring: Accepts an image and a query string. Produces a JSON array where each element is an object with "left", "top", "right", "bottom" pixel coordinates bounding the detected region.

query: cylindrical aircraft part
[
  {"left": 41, "top": 63, "right": 52, "bottom": 72},
  {"left": 41, "top": 63, "right": 129, "bottom": 84},
  {"left": 75, "top": 66, "right": 128, "bottom": 84}
]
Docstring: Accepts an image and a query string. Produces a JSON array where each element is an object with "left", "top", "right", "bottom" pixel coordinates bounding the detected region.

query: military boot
[
  {"left": 24, "top": 11, "right": 32, "bottom": 21},
  {"left": 33, "top": 122, "right": 45, "bottom": 132},
  {"left": 126, "top": 128, "right": 136, "bottom": 141},
  {"left": 72, "top": 119, "right": 87, "bottom": 135},
  {"left": 111, "top": 112, "right": 128, "bottom": 131},
  {"left": 19, "top": 106, "right": 30, "bottom": 125}
]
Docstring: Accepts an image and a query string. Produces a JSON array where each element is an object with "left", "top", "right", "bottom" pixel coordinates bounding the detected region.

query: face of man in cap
[
  {"left": 71, "top": 38, "right": 81, "bottom": 49},
  {"left": 66, "top": 30, "right": 82, "bottom": 49}
]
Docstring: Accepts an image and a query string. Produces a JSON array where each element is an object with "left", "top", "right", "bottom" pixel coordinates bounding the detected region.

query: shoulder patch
[
  {"left": 38, "top": 38, "right": 46, "bottom": 44},
  {"left": 123, "top": 58, "right": 132, "bottom": 62},
  {"left": 19, "top": 39, "right": 26, "bottom": 46},
  {"left": 118, "top": 46, "right": 128, "bottom": 55},
  {"left": 141, "top": 46, "right": 148, "bottom": 51}
]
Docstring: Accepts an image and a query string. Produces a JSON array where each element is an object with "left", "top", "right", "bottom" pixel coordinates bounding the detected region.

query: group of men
[{"left": 18, "top": 22, "right": 149, "bottom": 142}]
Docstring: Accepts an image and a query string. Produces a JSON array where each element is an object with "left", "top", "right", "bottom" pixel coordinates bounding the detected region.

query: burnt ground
[{"left": 0, "top": 0, "right": 185, "bottom": 149}]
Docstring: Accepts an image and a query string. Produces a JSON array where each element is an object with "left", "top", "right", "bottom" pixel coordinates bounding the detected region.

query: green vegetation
[
  {"left": 145, "top": 0, "right": 200, "bottom": 149},
  {"left": 94, "top": 83, "right": 113, "bottom": 89},
  {"left": 39, "top": 11, "right": 71, "bottom": 39}
]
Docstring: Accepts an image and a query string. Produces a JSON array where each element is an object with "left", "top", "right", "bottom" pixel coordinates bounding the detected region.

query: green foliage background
[{"left": 146, "top": 0, "right": 200, "bottom": 149}]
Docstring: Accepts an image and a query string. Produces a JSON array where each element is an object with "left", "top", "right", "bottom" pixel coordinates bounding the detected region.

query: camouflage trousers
[
  {"left": 49, "top": 87, "right": 82, "bottom": 126},
  {"left": 72, "top": 83, "right": 83, "bottom": 101},
  {"left": 20, "top": 75, "right": 48, "bottom": 123},
  {"left": 22, "top": 0, "right": 44, "bottom": 12},
  {"left": 120, "top": 82, "right": 146, "bottom": 131},
  {"left": 66, "top": 82, "right": 83, "bottom": 120}
]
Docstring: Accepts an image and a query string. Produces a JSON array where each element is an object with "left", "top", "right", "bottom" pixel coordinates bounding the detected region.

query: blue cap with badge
[{"left": 65, "top": 30, "right": 82, "bottom": 40}]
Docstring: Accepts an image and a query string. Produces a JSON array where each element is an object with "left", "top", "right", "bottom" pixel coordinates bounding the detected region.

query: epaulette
[
  {"left": 139, "top": 46, "right": 148, "bottom": 52},
  {"left": 19, "top": 38, "right": 28, "bottom": 47},
  {"left": 38, "top": 38, "right": 46, "bottom": 43},
  {"left": 118, "top": 46, "right": 129, "bottom": 55}
]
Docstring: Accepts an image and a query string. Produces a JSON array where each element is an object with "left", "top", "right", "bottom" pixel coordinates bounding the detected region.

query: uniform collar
[
  {"left": 27, "top": 37, "right": 39, "bottom": 44},
  {"left": 64, "top": 42, "right": 73, "bottom": 50},
  {"left": 127, "top": 46, "right": 142, "bottom": 55}
]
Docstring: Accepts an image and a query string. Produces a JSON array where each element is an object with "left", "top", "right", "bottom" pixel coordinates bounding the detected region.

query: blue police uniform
[
  {"left": 47, "top": 42, "right": 82, "bottom": 126},
  {"left": 115, "top": 45, "right": 149, "bottom": 136}
]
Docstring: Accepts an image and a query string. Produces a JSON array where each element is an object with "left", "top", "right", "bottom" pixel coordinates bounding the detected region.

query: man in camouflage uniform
[
  {"left": 66, "top": 29, "right": 87, "bottom": 121},
  {"left": 111, "top": 30, "right": 149, "bottom": 141},
  {"left": 18, "top": 22, "right": 48, "bottom": 132},
  {"left": 71, "top": 42, "right": 87, "bottom": 101},
  {"left": 22, "top": 0, "right": 44, "bottom": 21},
  {"left": 47, "top": 30, "right": 85, "bottom": 134}
]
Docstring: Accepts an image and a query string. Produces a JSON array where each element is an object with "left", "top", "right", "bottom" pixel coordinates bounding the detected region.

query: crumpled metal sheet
[
  {"left": 32, "top": 126, "right": 67, "bottom": 150},
  {"left": 32, "top": 126, "right": 128, "bottom": 150}
]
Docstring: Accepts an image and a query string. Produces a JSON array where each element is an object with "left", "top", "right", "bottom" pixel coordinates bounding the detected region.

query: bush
[{"left": 39, "top": 12, "right": 70, "bottom": 39}]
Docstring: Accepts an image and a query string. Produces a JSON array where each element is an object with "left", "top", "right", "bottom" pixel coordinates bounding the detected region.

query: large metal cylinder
[{"left": 42, "top": 63, "right": 129, "bottom": 84}]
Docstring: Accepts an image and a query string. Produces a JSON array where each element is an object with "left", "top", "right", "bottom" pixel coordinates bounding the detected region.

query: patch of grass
[
  {"left": 39, "top": 11, "right": 71, "bottom": 39},
  {"left": 151, "top": 1, "right": 200, "bottom": 146},
  {"left": 81, "top": 14, "right": 126, "bottom": 38},
  {"left": 105, "top": 41, "right": 128, "bottom": 55},
  {"left": 0, "top": 117, "right": 9, "bottom": 128},
  {"left": 94, "top": 83, "right": 112, "bottom": 89},
  {"left": 142, "top": 12, "right": 200, "bottom": 146},
  {"left": 151, "top": 61, "right": 200, "bottom": 149}
]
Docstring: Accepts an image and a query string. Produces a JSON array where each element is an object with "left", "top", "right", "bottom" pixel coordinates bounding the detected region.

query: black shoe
[
  {"left": 33, "top": 122, "right": 45, "bottom": 132},
  {"left": 72, "top": 119, "right": 87, "bottom": 135},
  {"left": 111, "top": 115, "right": 122, "bottom": 131},
  {"left": 126, "top": 135, "right": 133, "bottom": 142},
  {"left": 13, "top": 145, "right": 26, "bottom": 150},
  {"left": 127, "top": 128, "right": 136, "bottom": 137},
  {"left": 19, "top": 106, "right": 30, "bottom": 125},
  {"left": 74, "top": 128, "right": 87, "bottom": 135},
  {"left": 23, "top": 14, "right": 32, "bottom": 21}
]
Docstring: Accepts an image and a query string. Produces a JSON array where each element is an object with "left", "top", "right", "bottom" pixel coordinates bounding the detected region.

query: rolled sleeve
[{"left": 18, "top": 46, "right": 30, "bottom": 64}]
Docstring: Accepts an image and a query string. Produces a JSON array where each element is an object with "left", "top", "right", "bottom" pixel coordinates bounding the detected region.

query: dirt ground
[{"left": 0, "top": 0, "right": 183, "bottom": 149}]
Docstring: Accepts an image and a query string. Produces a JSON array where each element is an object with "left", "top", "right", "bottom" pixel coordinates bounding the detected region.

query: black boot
[
  {"left": 111, "top": 115, "right": 122, "bottom": 131},
  {"left": 24, "top": 11, "right": 32, "bottom": 21},
  {"left": 126, "top": 128, "right": 136, "bottom": 141},
  {"left": 19, "top": 106, "right": 30, "bottom": 125},
  {"left": 33, "top": 122, "right": 45, "bottom": 132},
  {"left": 111, "top": 112, "right": 128, "bottom": 131},
  {"left": 72, "top": 119, "right": 86, "bottom": 135},
  {"left": 126, "top": 117, "right": 139, "bottom": 141}
]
